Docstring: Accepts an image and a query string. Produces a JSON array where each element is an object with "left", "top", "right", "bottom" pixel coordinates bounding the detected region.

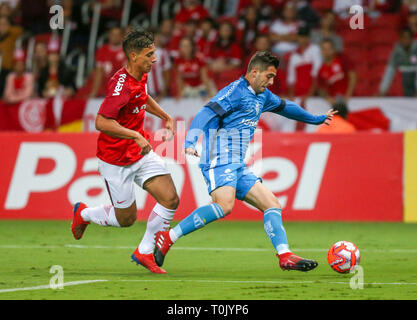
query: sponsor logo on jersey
[
  {"left": 218, "top": 78, "right": 241, "bottom": 101},
  {"left": 132, "top": 104, "right": 146, "bottom": 114},
  {"left": 112, "top": 73, "right": 127, "bottom": 96},
  {"left": 240, "top": 118, "right": 258, "bottom": 127}
]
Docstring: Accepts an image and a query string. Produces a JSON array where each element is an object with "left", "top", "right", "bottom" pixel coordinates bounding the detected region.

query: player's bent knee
[
  {"left": 270, "top": 199, "right": 282, "bottom": 210},
  {"left": 165, "top": 194, "right": 180, "bottom": 210},
  {"left": 262, "top": 203, "right": 282, "bottom": 213},
  {"left": 157, "top": 193, "right": 179, "bottom": 211},
  {"left": 217, "top": 202, "right": 234, "bottom": 216},
  {"left": 262, "top": 196, "right": 282, "bottom": 212}
]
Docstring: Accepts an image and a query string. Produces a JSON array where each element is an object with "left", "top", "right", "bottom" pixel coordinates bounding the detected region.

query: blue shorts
[{"left": 201, "top": 164, "right": 262, "bottom": 200}]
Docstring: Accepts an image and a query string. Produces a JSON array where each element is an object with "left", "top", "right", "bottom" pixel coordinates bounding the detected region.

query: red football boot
[
  {"left": 71, "top": 202, "right": 90, "bottom": 240},
  {"left": 153, "top": 230, "right": 174, "bottom": 267},
  {"left": 131, "top": 248, "right": 167, "bottom": 274},
  {"left": 278, "top": 252, "right": 318, "bottom": 272}
]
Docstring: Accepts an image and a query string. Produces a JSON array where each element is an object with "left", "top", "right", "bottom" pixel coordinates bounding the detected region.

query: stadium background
[{"left": 0, "top": 0, "right": 416, "bottom": 223}]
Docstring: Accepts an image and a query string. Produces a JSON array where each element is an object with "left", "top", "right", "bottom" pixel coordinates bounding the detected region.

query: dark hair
[
  {"left": 200, "top": 17, "right": 216, "bottom": 27},
  {"left": 216, "top": 20, "right": 236, "bottom": 47},
  {"left": 321, "top": 37, "right": 335, "bottom": 47},
  {"left": 322, "top": 10, "right": 336, "bottom": 17},
  {"left": 109, "top": 25, "right": 122, "bottom": 32},
  {"left": 247, "top": 51, "right": 280, "bottom": 72},
  {"left": 332, "top": 101, "right": 349, "bottom": 119},
  {"left": 298, "top": 25, "right": 311, "bottom": 37},
  {"left": 400, "top": 27, "right": 413, "bottom": 37},
  {"left": 185, "top": 19, "right": 198, "bottom": 26},
  {"left": 179, "top": 36, "right": 196, "bottom": 58},
  {"left": 254, "top": 33, "right": 270, "bottom": 42},
  {"left": 122, "top": 28, "right": 154, "bottom": 58}
]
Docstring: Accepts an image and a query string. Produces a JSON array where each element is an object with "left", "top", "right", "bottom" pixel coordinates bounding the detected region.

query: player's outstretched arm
[
  {"left": 184, "top": 106, "right": 220, "bottom": 157},
  {"left": 275, "top": 100, "right": 337, "bottom": 125}
]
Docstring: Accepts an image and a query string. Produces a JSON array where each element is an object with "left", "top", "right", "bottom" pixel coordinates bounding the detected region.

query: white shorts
[{"left": 98, "top": 151, "right": 169, "bottom": 208}]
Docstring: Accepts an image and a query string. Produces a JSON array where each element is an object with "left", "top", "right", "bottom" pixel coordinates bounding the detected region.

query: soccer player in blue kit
[{"left": 154, "top": 51, "right": 337, "bottom": 272}]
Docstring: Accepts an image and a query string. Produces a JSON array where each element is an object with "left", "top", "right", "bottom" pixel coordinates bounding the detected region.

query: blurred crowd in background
[{"left": 0, "top": 0, "right": 417, "bottom": 109}]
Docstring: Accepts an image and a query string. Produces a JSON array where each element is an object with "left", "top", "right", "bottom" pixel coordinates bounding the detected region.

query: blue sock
[
  {"left": 171, "top": 203, "right": 225, "bottom": 240},
  {"left": 263, "top": 208, "right": 291, "bottom": 255}
]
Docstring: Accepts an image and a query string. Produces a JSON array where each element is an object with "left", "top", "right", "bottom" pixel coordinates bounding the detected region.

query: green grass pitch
[{"left": 0, "top": 220, "right": 417, "bottom": 300}]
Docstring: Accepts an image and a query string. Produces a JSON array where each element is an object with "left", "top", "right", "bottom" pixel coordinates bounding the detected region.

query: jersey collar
[{"left": 241, "top": 76, "right": 256, "bottom": 95}]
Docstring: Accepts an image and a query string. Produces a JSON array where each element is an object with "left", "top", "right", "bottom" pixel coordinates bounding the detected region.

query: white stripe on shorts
[{"left": 208, "top": 157, "right": 217, "bottom": 191}]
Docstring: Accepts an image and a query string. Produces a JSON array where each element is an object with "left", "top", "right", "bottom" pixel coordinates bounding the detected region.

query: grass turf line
[{"left": 0, "top": 220, "right": 416, "bottom": 300}]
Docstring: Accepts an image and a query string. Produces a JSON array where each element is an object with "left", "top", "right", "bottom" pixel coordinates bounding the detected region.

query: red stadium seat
[
  {"left": 368, "top": 28, "right": 399, "bottom": 45},
  {"left": 371, "top": 63, "right": 388, "bottom": 79},
  {"left": 368, "top": 69, "right": 403, "bottom": 96},
  {"left": 336, "top": 18, "right": 352, "bottom": 33},
  {"left": 372, "top": 45, "right": 394, "bottom": 64},
  {"left": 341, "top": 30, "right": 368, "bottom": 47},
  {"left": 386, "top": 71, "right": 404, "bottom": 96},
  {"left": 367, "top": 81, "right": 380, "bottom": 96},
  {"left": 354, "top": 60, "right": 386, "bottom": 95},
  {"left": 34, "top": 33, "right": 61, "bottom": 46},
  {"left": 360, "top": 63, "right": 387, "bottom": 91},
  {"left": 370, "top": 13, "right": 402, "bottom": 30},
  {"left": 353, "top": 80, "right": 373, "bottom": 96},
  {"left": 213, "top": 68, "right": 245, "bottom": 91},
  {"left": 355, "top": 63, "right": 370, "bottom": 79},
  {"left": 344, "top": 47, "right": 370, "bottom": 64},
  {"left": 311, "top": 0, "right": 333, "bottom": 13}
]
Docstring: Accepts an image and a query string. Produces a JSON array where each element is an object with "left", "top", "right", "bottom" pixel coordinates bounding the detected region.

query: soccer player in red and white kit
[
  {"left": 317, "top": 39, "right": 357, "bottom": 104},
  {"left": 71, "top": 29, "right": 179, "bottom": 274}
]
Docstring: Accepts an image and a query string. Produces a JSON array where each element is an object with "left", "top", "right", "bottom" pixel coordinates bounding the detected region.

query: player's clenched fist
[
  {"left": 163, "top": 117, "right": 175, "bottom": 141},
  {"left": 134, "top": 134, "right": 152, "bottom": 155}
]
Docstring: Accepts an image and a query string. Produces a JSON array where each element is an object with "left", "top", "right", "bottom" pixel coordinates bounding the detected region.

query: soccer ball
[{"left": 327, "top": 241, "right": 360, "bottom": 273}]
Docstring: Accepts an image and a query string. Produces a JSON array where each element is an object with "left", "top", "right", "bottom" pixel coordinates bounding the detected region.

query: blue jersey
[{"left": 184, "top": 76, "right": 326, "bottom": 170}]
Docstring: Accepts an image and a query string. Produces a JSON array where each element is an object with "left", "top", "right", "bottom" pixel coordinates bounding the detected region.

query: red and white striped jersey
[{"left": 287, "top": 43, "right": 322, "bottom": 96}]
